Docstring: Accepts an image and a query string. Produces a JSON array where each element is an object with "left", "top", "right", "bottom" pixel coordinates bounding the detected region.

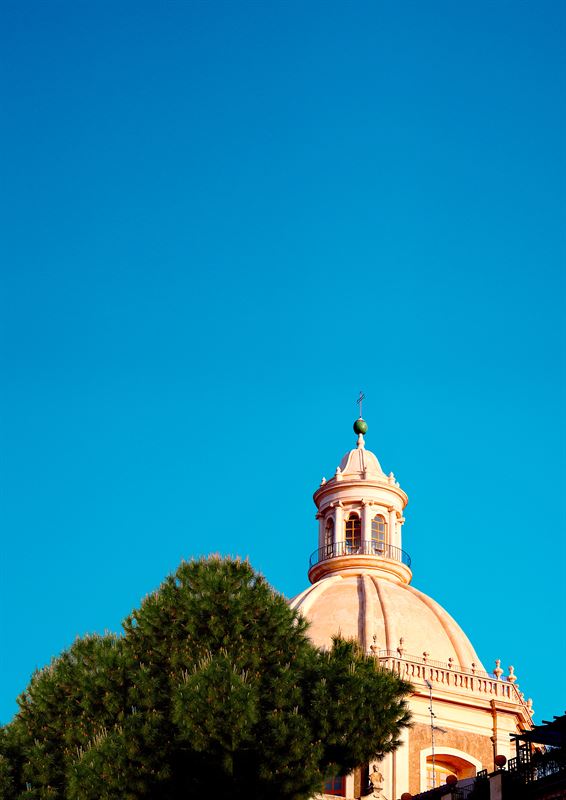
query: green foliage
[
  {"left": 0, "top": 728, "right": 17, "bottom": 797},
  {"left": 309, "top": 638, "right": 411, "bottom": 773},
  {"left": 2, "top": 557, "right": 411, "bottom": 799},
  {"left": 4, "top": 634, "right": 129, "bottom": 799}
]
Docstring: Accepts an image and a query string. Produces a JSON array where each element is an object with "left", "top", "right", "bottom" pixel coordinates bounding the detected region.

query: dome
[
  {"left": 337, "top": 437, "right": 386, "bottom": 480},
  {"left": 290, "top": 573, "right": 485, "bottom": 672},
  {"left": 289, "top": 415, "right": 532, "bottom": 798}
]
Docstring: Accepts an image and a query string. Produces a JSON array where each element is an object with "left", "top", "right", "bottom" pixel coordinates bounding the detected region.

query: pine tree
[
  {"left": 5, "top": 634, "right": 130, "bottom": 799},
  {"left": 2, "top": 557, "right": 411, "bottom": 799}
]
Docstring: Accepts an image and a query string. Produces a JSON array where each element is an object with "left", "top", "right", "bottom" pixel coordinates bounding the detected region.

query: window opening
[
  {"left": 345, "top": 513, "right": 361, "bottom": 553},
  {"left": 325, "top": 517, "right": 334, "bottom": 557},
  {"left": 323, "top": 775, "right": 346, "bottom": 796},
  {"left": 424, "top": 754, "right": 477, "bottom": 791},
  {"left": 371, "top": 514, "right": 387, "bottom": 555},
  {"left": 426, "top": 764, "right": 453, "bottom": 790}
]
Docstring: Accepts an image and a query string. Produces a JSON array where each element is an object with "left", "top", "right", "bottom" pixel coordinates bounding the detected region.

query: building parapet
[{"left": 377, "top": 652, "right": 530, "bottom": 710}]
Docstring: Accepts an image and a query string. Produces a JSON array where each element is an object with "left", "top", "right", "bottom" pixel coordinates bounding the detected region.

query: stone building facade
[{"left": 290, "top": 419, "right": 533, "bottom": 799}]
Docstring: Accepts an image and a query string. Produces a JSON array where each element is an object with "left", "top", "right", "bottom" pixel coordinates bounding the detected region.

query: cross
[{"left": 357, "top": 391, "right": 365, "bottom": 418}]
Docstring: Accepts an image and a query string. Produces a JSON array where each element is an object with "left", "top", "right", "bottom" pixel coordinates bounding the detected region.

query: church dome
[
  {"left": 290, "top": 574, "right": 485, "bottom": 671},
  {"left": 337, "top": 434, "right": 386, "bottom": 479},
  {"left": 294, "top": 412, "right": 486, "bottom": 673},
  {"left": 290, "top": 410, "right": 532, "bottom": 798}
]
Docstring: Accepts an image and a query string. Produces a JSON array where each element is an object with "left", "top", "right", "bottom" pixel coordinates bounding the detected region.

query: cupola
[{"left": 309, "top": 418, "right": 411, "bottom": 585}]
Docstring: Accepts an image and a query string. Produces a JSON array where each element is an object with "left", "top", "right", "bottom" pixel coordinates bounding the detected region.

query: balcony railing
[
  {"left": 508, "top": 748, "right": 566, "bottom": 784},
  {"left": 309, "top": 540, "right": 412, "bottom": 569}
]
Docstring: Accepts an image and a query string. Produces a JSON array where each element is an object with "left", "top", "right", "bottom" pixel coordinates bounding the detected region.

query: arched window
[
  {"left": 325, "top": 517, "right": 334, "bottom": 557},
  {"left": 420, "top": 749, "right": 481, "bottom": 793},
  {"left": 345, "top": 513, "right": 361, "bottom": 553},
  {"left": 371, "top": 515, "right": 387, "bottom": 555},
  {"left": 426, "top": 763, "right": 454, "bottom": 790}
]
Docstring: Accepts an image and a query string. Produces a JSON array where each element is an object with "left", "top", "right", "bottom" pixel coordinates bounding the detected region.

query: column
[
  {"left": 362, "top": 501, "right": 371, "bottom": 550},
  {"left": 383, "top": 752, "right": 394, "bottom": 800},
  {"left": 394, "top": 720, "right": 410, "bottom": 797},
  {"left": 316, "top": 512, "right": 324, "bottom": 550},
  {"left": 345, "top": 773, "right": 356, "bottom": 799},
  {"left": 398, "top": 516, "right": 405, "bottom": 552},
  {"left": 389, "top": 508, "right": 397, "bottom": 551},
  {"left": 334, "top": 503, "right": 344, "bottom": 551}
]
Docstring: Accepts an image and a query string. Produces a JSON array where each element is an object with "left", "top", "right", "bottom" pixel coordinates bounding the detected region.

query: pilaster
[
  {"left": 333, "top": 502, "right": 344, "bottom": 548},
  {"left": 361, "top": 500, "right": 372, "bottom": 544},
  {"left": 389, "top": 507, "right": 397, "bottom": 548}
]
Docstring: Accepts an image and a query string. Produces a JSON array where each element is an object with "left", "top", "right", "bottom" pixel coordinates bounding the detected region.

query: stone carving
[{"left": 369, "top": 764, "right": 384, "bottom": 796}]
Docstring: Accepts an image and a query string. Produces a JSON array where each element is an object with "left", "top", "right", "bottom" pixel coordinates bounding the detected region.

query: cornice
[
  {"left": 308, "top": 555, "right": 412, "bottom": 585},
  {"left": 313, "top": 478, "right": 409, "bottom": 508}
]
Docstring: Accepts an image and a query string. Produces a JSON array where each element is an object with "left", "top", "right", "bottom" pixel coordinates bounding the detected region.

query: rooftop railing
[
  {"left": 309, "top": 540, "right": 412, "bottom": 569},
  {"left": 377, "top": 652, "right": 527, "bottom": 705},
  {"left": 377, "top": 650, "right": 494, "bottom": 680}
]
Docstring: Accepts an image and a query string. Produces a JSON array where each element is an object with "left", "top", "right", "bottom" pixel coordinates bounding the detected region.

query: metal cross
[{"left": 357, "top": 391, "right": 365, "bottom": 418}]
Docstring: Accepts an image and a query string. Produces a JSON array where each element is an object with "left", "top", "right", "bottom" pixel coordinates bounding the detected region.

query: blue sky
[{"left": 1, "top": 1, "right": 564, "bottom": 727}]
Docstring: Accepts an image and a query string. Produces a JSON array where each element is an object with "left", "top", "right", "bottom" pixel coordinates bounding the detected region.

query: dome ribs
[
  {"left": 403, "top": 584, "right": 481, "bottom": 669},
  {"left": 356, "top": 575, "right": 377, "bottom": 652},
  {"left": 361, "top": 575, "right": 378, "bottom": 654},
  {"left": 370, "top": 576, "right": 392, "bottom": 653}
]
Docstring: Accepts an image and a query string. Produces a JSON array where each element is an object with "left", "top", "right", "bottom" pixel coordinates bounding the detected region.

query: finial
[
  {"left": 507, "top": 665, "right": 517, "bottom": 684},
  {"left": 354, "top": 391, "right": 368, "bottom": 438},
  {"left": 527, "top": 698, "right": 534, "bottom": 715},
  {"left": 494, "top": 659, "right": 503, "bottom": 680}
]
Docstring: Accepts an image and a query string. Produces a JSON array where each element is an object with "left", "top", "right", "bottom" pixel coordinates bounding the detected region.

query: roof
[
  {"left": 338, "top": 435, "right": 386, "bottom": 480},
  {"left": 290, "top": 572, "right": 485, "bottom": 671},
  {"left": 511, "top": 713, "right": 566, "bottom": 748}
]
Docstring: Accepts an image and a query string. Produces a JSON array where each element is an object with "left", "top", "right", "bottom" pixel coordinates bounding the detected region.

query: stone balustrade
[{"left": 377, "top": 652, "right": 526, "bottom": 706}]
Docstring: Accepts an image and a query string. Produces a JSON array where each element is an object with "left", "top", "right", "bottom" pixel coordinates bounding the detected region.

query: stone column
[
  {"left": 389, "top": 508, "right": 397, "bottom": 551},
  {"left": 344, "top": 773, "right": 356, "bottom": 799},
  {"left": 383, "top": 751, "right": 394, "bottom": 800},
  {"left": 398, "top": 516, "right": 405, "bottom": 552},
  {"left": 394, "top": 719, "right": 410, "bottom": 797},
  {"left": 361, "top": 501, "right": 371, "bottom": 550},
  {"left": 334, "top": 503, "right": 344, "bottom": 551},
  {"left": 316, "top": 512, "right": 324, "bottom": 550}
]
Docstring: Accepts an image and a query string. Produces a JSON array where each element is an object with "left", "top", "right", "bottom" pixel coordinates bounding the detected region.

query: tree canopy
[{"left": 1, "top": 557, "right": 411, "bottom": 799}]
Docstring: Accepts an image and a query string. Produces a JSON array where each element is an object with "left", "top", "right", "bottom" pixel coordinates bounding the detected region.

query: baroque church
[{"left": 290, "top": 415, "right": 533, "bottom": 799}]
